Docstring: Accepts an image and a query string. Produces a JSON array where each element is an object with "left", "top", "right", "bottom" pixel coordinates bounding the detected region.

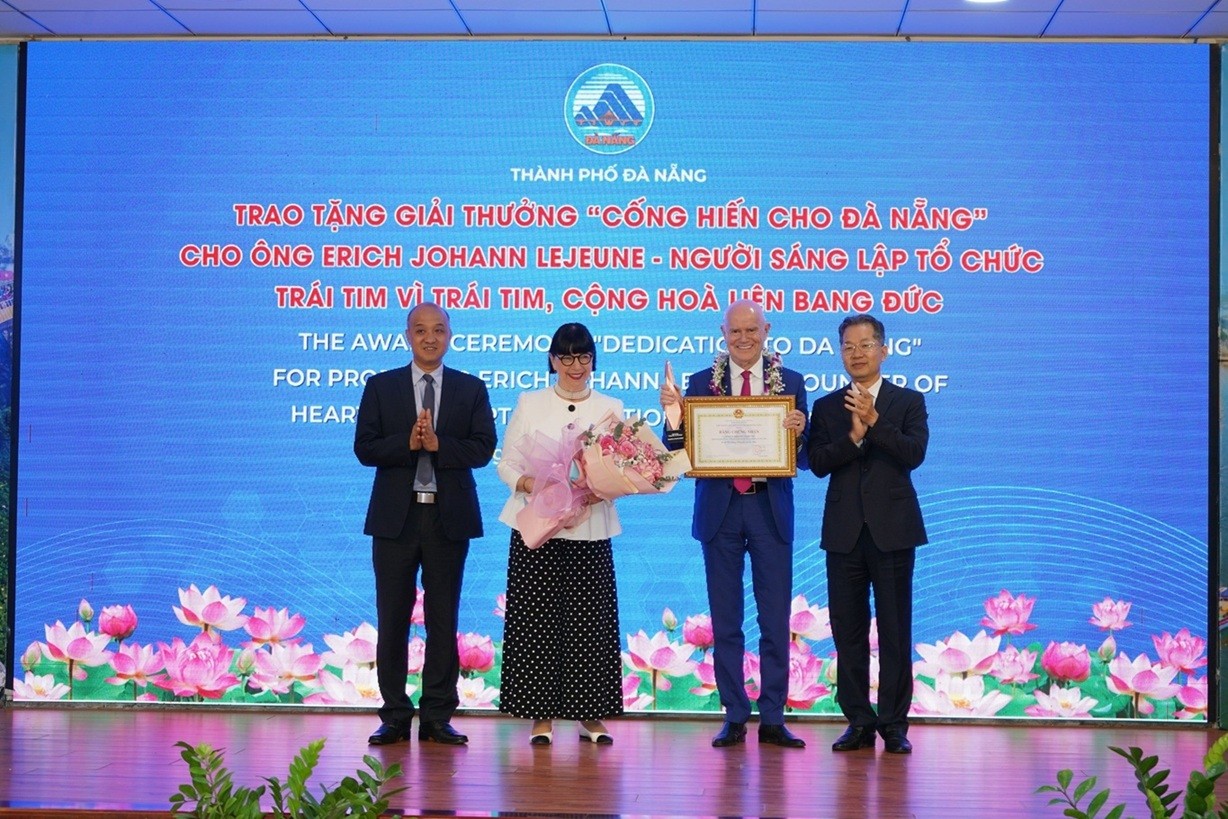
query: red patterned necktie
[{"left": 734, "top": 370, "right": 753, "bottom": 494}]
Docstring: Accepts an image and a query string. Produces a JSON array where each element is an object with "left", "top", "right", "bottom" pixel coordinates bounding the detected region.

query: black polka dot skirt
[{"left": 499, "top": 529, "right": 625, "bottom": 721}]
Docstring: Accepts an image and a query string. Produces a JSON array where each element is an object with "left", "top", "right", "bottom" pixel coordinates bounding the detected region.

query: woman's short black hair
[{"left": 548, "top": 322, "right": 597, "bottom": 373}]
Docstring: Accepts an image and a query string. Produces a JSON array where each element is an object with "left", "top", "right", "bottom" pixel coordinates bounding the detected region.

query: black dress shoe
[
  {"left": 711, "top": 721, "right": 747, "bottom": 747},
  {"left": 831, "top": 725, "right": 876, "bottom": 752},
  {"left": 367, "top": 720, "right": 411, "bottom": 746},
  {"left": 419, "top": 720, "right": 468, "bottom": 745},
  {"left": 881, "top": 728, "right": 912, "bottom": 755},
  {"left": 758, "top": 724, "right": 806, "bottom": 748}
]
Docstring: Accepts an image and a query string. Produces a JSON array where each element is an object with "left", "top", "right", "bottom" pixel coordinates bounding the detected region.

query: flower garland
[{"left": 709, "top": 351, "right": 785, "bottom": 396}]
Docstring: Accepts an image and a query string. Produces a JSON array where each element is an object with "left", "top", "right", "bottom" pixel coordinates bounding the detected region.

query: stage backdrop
[
  {"left": 1219, "top": 49, "right": 1228, "bottom": 730},
  {"left": 0, "top": 43, "right": 14, "bottom": 701},
  {"left": 12, "top": 41, "right": 1210, "bottom": 721}
]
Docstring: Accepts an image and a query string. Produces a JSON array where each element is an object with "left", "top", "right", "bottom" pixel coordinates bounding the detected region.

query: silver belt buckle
[{"left": 415, "top": 491, "right": 437, "bottom": 504}]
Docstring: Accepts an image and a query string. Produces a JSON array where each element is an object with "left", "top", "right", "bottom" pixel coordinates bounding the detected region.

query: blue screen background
[{"left": 14, "top": 41, "right": 1210, "bottom": 707}]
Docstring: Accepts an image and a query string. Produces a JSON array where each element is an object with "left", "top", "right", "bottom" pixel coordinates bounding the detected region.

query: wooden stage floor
[{"left": 0, "top": 705, "right": 1221, "bottom": 818}]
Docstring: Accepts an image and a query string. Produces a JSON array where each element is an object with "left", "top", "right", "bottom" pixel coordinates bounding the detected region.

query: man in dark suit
[
  {"left": 660, "top": 299, "right": 809, "bottom": 749},
  {"left": 355, "top": 302, "right": 496, "bottom": 746},
  {"left": 808, "top": 314, "right": 928, "bottom": 755}
]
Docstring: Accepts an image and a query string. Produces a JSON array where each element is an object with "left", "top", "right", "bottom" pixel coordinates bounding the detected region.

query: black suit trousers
[
  {"left": 372, "top": 501, "right": 469, "bottom": 724},
  {"left": 826, "top": 524, "right": 915, "bottom": 732}
]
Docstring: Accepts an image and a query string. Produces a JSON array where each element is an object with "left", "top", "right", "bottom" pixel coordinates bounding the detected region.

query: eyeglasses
[
  {"left": 554, "top": 353, "right": 593, "bottom": 366},
  {"left": 841, "top": 341, "right": 882, "bottom": 355}
]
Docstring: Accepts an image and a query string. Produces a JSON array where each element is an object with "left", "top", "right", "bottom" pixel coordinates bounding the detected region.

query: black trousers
[
  {"left": 372, "top": 502, "right": 469, "bottom": 724},
  {"left": 826, "top": 524, "right": 915, "bottom": 732}
]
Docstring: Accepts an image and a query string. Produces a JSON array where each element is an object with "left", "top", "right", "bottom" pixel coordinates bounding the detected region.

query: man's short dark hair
[{"left": 838, "top": 314, "right": 884, "bottom": 344}]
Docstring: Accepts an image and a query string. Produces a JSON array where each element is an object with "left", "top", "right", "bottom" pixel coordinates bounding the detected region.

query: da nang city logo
[{"left": 565, "top": 64, "right": 654, "bottom": 155}]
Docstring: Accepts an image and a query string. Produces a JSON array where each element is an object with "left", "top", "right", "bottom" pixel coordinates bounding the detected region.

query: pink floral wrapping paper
[
  {"left": 577, "top": 411, "right": 691, "bottom": 501},
  {"left": 508, "top": 429, "right": 591, "bottom": 549},
  {"left": 509, "top": 412, "right": 691, "bottom": 547}
]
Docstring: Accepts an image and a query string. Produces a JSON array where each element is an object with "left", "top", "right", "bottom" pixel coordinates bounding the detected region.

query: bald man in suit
[{"left": 355, "top": 302, "right": 496, "bottom": 746}]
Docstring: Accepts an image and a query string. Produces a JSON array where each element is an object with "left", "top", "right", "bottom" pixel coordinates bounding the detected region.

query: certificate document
[{"left": 683, "top": 395, "right": 797, "bottom": 477}]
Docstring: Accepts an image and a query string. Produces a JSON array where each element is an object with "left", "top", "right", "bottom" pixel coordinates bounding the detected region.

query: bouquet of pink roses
[
  {"left": 507, "top": 429, "right": 591, "bottom": 549},
  {"left": 576, "top": 411, "right": 691, "bottom": 501}
]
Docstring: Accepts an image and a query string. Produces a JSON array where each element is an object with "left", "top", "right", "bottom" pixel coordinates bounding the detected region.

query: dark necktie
[
  {"left": 733, "top": 370, "right": 752, "bottom": 494},
  {"left": 415, "top": 373, "right": 435, "bottom": 488}
]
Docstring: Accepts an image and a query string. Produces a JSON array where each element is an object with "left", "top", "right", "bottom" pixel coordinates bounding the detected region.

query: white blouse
[{"left": 497, "top": 387, "right": 624, "bottom": 541}]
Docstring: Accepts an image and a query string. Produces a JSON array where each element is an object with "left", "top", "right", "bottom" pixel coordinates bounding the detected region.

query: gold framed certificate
[{"left": 683, "top": 395, "right": 797, "bottom": 477}]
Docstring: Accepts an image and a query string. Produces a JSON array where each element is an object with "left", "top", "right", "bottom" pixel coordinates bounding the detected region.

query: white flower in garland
[{"left": 709, "top": 351, "right": 785, "bottom": 396}]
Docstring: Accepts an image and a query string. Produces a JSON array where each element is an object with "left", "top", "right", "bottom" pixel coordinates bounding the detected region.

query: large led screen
[{"left": 13, "top": 41, "right": 1210, "bottom": 720}]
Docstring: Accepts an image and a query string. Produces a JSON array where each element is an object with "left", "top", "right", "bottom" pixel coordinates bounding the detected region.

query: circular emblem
[
  {"left": 733, "top": 409, "right": 745, "bottom": 419},
  {"left": 565, "top": 64, "right": 654, "bottom": 155}
]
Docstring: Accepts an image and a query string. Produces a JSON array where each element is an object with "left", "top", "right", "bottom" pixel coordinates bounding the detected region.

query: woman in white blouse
[{"left": 496, "top": 323, "right": 625, "bottom": 746}]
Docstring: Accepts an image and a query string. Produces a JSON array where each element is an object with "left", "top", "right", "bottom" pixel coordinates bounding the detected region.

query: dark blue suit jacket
[
  {"left": 354, "top": 364, "right": 496, "bottom": 542},
  {"left": 807, "top": 379, "right": 928, "bottom": 553},
  {"left": 667, "top": 363, "right": 809, "bottom": 543}
]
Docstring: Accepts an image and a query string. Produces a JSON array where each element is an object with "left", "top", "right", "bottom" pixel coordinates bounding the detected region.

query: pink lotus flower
[
  {"left": 913, "top": 671, "right": 1012, "bottom": 716},
  {"left": 1025, "top": 684, "right": 1099, "bottom": 718},
  {"left": 980, "top": 590, "right": 1037, "bottom": 636},
  {"left": 1106, "top": 652, "right": 1181, "bottom": 715},
  {"left": 407, "top": 637, "right": 426, "bottom": 676},
  {"left": 411, "top": 589, "right": 425, "bottom": 628},
  {"left": 1152, "top": 628, "right": 1207, "bottom": 674},
  {"left": 869, "top": 653, "right": 881, "bottom": 705},
  {"left": 688, "top": 652, "right": 718, "bottom": 697},
  {"left": 1176, "top": 676, "right": 1208, "bottom": 720},
  {"left": 15, "top": 672, "right": 70, "bottom": 701},
  {"left": 20, "top": 641, "right": 41, "bottom": 673},
  {"left": 78, "top": 599, "right": 94, "bottom": 624},
  {"left": 153, "top": 634, "right": 240, "bottom": 699},
  {"left": 42, "top": 620, "right": 113, "bottom": 682},
  {"left": 786, "top": 644, "right": 830, "bottom": 710},
  {"left": 790, "top": 595, "right": 832, "bottom": 643},
  {"left": 243, "top": 606, "right": 306, "bottom": 646},
  {"left": 1097, "top": 634, "right": 1118, "bottom": 662},
  {"left": 320, "top": 623, "right": 378, "bottom": 668},
  {"left": 106, "top": 642, "right": 164, "bottom": 689},
  {"left": 493, "top": 594, "right": 506, "bottom": 619},
  {"left": 1090, "top": 597, "right": 1132, "bottom": 631},
  {"left": 457, "top": 677, "right": 499, "bottom": 708},
  {"left": 98, "top": 604, "right": 138, "bottom": 643},
  {"left": 623, "top": 673, "right": 654, "bottom": 710},
  {"left": 457, "top": 632, "right": 495, "bottom": 675},
  {"left": 914, "top": 630, "right": 1000, "bottom": 677},
  {"left": 250, "top": 643, "right": 325, "bottom": 695},
  {"left": 743, "top": 651, "right": 762, "bottom": 703},
  {"left": 682, "top": 614, "right": 714, "bottom": 651},
  {"left": 824, "top": 653, "right": 839, "bottom": 686},
  {"left": 235, "top": 647, "right": 258, "bottom": 676},
  {"left": 623, "top": 630, "right": 698, "bottom": 697},
  {"left": 305, "top": 665, "right": 384, "bottom": 706},
  {"left": 990, "top": 645, "right": 1038, "bottom": 685},
  {"left": 173, "top": 584, "right": 249, "bottom": 634},
  {"left": 1040, "top": 641, "right": 1091, "bottom": 684},
  {"left": 662, "top": 607, "right": 678, "bottom": 631}
]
